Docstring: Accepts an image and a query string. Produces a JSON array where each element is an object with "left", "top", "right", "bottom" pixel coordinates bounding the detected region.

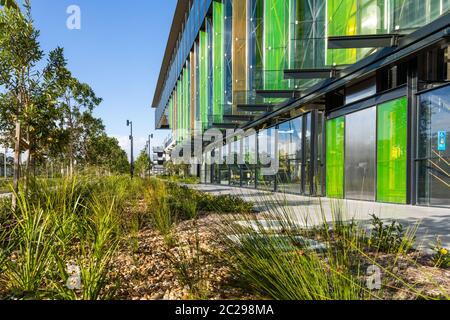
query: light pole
[
  {"left": 4, "top": 147, "right": 7, "bottom": 178},
  {"left": 148, "top": 134, "right": 153, "bottom": 176},
  {"left": 127, "top": 120, "right": 134, "bottom": 179}
]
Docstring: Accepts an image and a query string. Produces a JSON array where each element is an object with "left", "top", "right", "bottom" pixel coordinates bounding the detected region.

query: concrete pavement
[{"left": 191, "top": 184, "right": 450, "bottom": 251}]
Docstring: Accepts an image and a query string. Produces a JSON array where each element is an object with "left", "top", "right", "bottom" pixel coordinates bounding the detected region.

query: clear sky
[{"left": 27, "top": 0, "right": 177, "bottom": 160}]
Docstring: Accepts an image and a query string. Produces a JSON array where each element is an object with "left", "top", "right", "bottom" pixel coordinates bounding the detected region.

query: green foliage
[
  {"left": 368, "top": 214, "right": 415, "bottom": 254},
  {"left": 165, "top": 230, "right": 213, "bottom": 300},
  {"left": 196, "top": 193, "right": 254, "bottom": 214},
  {"left": 144, "top": 179, "right": 173, "bottom": 237},
  {"left": 432, "top": 240, "right": 450, "bottom": 269},
  {"left": 0, "top": 0, "right": 19, "bottom": 10},
  {"left": 134, "top": 150, "right": 151, "bottom": 177},
  {"left": 0, "top": 2, "right": 128, "bottom": 179},
  {"left": 0, "top": 175, "right": 146, "bottom": 300}
]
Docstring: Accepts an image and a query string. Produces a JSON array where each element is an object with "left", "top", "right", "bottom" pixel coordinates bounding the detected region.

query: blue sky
[{"left": 27, "top": 0, "right": 177, "bottom": 159}]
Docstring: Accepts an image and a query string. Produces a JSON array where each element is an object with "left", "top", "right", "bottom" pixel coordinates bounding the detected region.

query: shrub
[
  {"left": 368, "top": 214, "right": 415, "bottom": 254},
  {"left": 144, "top": 179, "right": 174, "bottom": 236},
  {"left": 196, "top": 193, "right": 254, "bottom": 214},
  {"left": 432, "top": 240, "right": 450, "bottom": 269}
]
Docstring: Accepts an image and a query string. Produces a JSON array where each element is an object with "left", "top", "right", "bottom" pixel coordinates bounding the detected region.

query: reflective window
[
  {"left": 377, "top": 97, "right": 408, "bottom": 204},
  {"left": 345, "top": 107, "right": 377, "bottom": 201},
  {"left": 277, "top": 116, "right": 303, "bottom": 194},
  {"left": 417, "top": 85, "right": 450, "bottom": 207}
]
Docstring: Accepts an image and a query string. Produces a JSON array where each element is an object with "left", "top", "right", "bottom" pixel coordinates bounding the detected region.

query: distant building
[{"left": 152, "top": 146, "right": 168, "bottom": 175}]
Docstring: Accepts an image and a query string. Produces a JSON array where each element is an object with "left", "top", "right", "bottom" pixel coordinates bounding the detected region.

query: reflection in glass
[
  {"left": 277, "top": 116, "right": 303, "bottom": 194},
  {"left": 417, "top": 85, "right": 450, "bottom": 207},
  {"left": 345, "top": 107, "right": 377, "bottom": 201}
]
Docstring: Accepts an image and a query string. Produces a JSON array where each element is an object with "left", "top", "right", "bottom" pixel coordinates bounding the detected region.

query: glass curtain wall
[
  {"left": 277, "top": 116, "right": 303, "bottom": 194},
  {"left": 213, "top": 1, "right": 225, "bottom": 123},
  {"left": 326, "top": 117, "right": 345, "bottom": 198},
  {"left": 224, "top": 0, "right": 233, "bottom": 115},
  {"left": 289, "top": 0, "right": 327, "bottom": 90},
  {"left": 230, "top": 138, "right": 242, "bottom": 186},
  {"left": 377, "top": 97, "right": 408, "bottom": 204},
  {"left": 264, "top": 0, "right": 290, "bottom": 90},
  {"left": 314, "top": 111, "right": 326, "bottom": 196},
  {"left": 345, "top": 107, "right": 377, "bottom": 201},
  {"left": 242, "top": 133, "right": 258, "bottom": 188},
  {"left": 257, "top": 127, "right": 277, "bottom": 191},
  {"left": 232, "top": 0, "right": 248, "bottom": 114},
  {"left": 199, "top": 30, "right": 209, "bottom": 130},
  {"left": 220, "top": 144, "right": 230, "bottom": 185},
  {"left": 417, "top": 85, "right": 450, "bottom": 207}
]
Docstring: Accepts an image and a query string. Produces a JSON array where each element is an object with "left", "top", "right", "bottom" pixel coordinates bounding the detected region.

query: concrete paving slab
[{"left": 191, "top": 184, "right": 450, "bottom": 252}]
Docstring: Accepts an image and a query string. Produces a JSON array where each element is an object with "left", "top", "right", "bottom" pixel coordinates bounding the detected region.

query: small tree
[
  {"left": 134, "top": 150, "right": 151, "bottom": 178},
  {"left": 0, "top": 0, "right": 43, "bottom": 206}
]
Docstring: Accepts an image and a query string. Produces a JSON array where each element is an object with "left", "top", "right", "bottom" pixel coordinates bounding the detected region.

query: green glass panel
[
  {"left": 264, "top": 0, "right": 289, "bottom": 90},
  {"left": 169, "top": 96, "right": 173, "bottom": 130},
  {"left": 213, "top": 1, "right": 224, "bottom": 123},
  {"left": 326, "top": 117, "right": 345, "bottom": 199},
  {"left": 177, "top": 81, "right": 182, "bottom": 142},
  {"left": 326, "top": 0, "right": 385, "bottom": 66},
  {"left": 183, "top": 67, "right": 189, "bottom": 139},
  {"left": 377, "top": 97, "right": 408, "bottom": 204},
  {"left": 199, "top": 30, "right": 208, "bottom": 130}
]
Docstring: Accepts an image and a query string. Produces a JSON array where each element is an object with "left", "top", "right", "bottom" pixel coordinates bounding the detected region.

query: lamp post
[
  {"left": 126, "top": 120, "right": 134, "bottom": 179},
  {"left": 4, "top": 147, "right": 7, "bottom": 178},
  {"left": 148, "top": 134, "right": 153, "bottom": 176}
]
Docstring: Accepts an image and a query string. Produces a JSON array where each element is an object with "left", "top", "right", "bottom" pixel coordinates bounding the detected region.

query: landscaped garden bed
[{"left": 0, "top": 176, "right": 449, "bottom": 300}]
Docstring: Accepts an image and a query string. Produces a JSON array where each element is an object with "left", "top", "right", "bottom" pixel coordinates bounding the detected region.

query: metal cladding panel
[{"left": 345, "top": 107, "right": 377, "bottom": 201}]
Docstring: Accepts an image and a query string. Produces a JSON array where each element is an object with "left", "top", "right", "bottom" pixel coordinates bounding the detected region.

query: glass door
[{"left": 417, "top": 85, "right": 450, "bottom": 207}]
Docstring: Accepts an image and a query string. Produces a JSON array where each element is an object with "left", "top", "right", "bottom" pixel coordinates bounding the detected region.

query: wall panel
[
  {"left": 213, "top": 1, "right": 224, "bottom": 123},
  {"left": 199, "top": 30, "right": 208, "bottom": 129},
  {"left": 345, "top": 107, "right": 377, "bottom": 201},
  {"left": 326, "top": 117, "right": 345, "bottom": 198},
  {"left": 232, "top": 0, "right": 247, "bottom": 112},
  {"left": 377, "top": 97, "right": 408, "bottom": 204}
]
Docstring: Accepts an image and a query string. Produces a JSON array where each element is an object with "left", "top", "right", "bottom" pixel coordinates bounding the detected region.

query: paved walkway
[{"left": 192, "top": 184, "right": 450, "bottom": 252}]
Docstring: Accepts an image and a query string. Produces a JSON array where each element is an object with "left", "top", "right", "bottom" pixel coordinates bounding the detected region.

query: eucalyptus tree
[{"left": 0, "top": 0, "right": 42, "bottom": 204}]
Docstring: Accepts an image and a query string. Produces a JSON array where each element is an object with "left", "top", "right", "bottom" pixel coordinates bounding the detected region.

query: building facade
[{"left": 152, "top": 0, "right": 450, "bottom": 208}]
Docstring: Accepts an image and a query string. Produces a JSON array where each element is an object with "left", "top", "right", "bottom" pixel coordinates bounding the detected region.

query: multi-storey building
[{"left": 152, "top": 0, "right": 450, "bottom": 208}]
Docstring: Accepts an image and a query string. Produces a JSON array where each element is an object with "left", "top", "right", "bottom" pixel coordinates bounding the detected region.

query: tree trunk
[{"left": 12, "top": 119, "right": 21, "bottom": 210}]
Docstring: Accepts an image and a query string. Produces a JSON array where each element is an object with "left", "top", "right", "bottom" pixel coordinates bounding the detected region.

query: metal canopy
[
  {"left": 237, "top": 105, "right": 275, "bottom": 112},
  {"left": 255, "top": 89, "right": 301, "bottom": 99},
  {"left": 328, "top": 34, "right": 404, "bottom": 49},
  {"left": 284, "top": 68, "right": 341, "bottom": 79},
  {"left": 223, "top": 114, "right": 255, "bottom": 122},
  {"left": 211, "top": 123, "right": 240, "bottom": 129}
]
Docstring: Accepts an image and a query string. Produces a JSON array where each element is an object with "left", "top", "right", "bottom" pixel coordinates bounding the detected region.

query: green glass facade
[
  {"left": 213, "top": 1, "right": 224, "bottom": 123},
  {"left": 153, "top": 0, "right": 450, "bottom": 208},
  {"left": 264, "top": 0, "right": 289, "bottom": 90},
  {"left": 326, "top": 117, "right": 345, "bottom": 199},
  {"left": 199, "top": 30, "right": 208, "bottom": 130},
  {"left": 377, "top": 98, "right": 408, "bottom": 204}
]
